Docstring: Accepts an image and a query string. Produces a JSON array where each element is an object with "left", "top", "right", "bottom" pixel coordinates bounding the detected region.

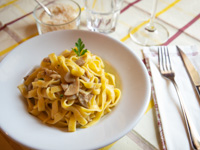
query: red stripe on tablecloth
[
  {"left": 121, "top": 0, "right": 141, "bottom": 14},
  {"left": 164, "top": 13, "right": 200, "bottom": 45},
  {"left": 0, "top": 12, "right": 33, "bottom": 31},
  {"left": 0, "top": 1, "right": 55, "bottom": 31}
]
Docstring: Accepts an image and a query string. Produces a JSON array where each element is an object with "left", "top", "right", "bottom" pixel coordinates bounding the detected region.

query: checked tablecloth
[{"left": 0, "top": 0, "right": 200, "bottom": 149}]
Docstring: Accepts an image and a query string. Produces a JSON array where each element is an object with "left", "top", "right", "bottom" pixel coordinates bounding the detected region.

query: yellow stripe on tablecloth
[
  {"left": 120, "top": 21, "right": 149, "bottom": 42},
  {"left": 120, "top": 0, "right": 181, "bottom": 42},
  {"left": 12, "top": 3, "right": 35, "bottom": 20},
  {"left": 161, "top": 0, "right": 197, "bottom": 17},
  {"left": 145, "top": 99, "right": 154, "bottom": 114},
  {"left": 0, "top": 0, "right": 18, "bottom": 9},
  {"left": 155, "top": 0, "right": 181, "bottom": 17},
  {"left": 92, "top": 0, "right": 97, "bottom": 8},
  {"left": 0, "top": 43, "right": 19, "bottom": 56},
  {"left": 0, "top": 33, "right": 38, "bottom": 56}
]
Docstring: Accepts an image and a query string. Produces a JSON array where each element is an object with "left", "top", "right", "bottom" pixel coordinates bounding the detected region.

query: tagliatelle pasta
[{"left": 18, "top": 47, "right": 121, "bottom": 132}]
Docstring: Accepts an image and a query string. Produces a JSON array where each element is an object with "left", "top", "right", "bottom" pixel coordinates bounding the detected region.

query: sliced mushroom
[
  {"left": 27, "top": 83, "right": 33, "bottom": 91},
  {"left": 64, "top": 78, "right": 79, "bottom": 96},
  {"left": 80, "top": 75, "right": 90, "bottom": 82},
  {"left": 79, "top": 82, "right": 83, "bottom": 89},
  {"left": 34, "top": 78, "right": 38, "bottom": 82},
  {"left": 61, "top": 83, "right": 69, "bottom": 91},
  {"left": 75, "top": 57, "right": 86, "bottom": 66},
  {"left": 50, "top": 74, "right": 61, "bottom": 80},
  {"left": 98, "top": 77, "right": 101, "bottom": 83},
  {"left": 24, "top": 75, "right": 29, "bottom": 81},
  {"left": 85, "top": 69, "right": 92, "bottom": 79},
  {"left": 43, "top": 57, "right": 51, "bottom": 63},
  {"left": 62, "top": 50, "right": 73, "bottom": 58},
  {"left": 67, "top": 94, "right": 77, "bottom": 100},
  {"left": 78, "top": 93, "right": 93, "bottom": 108},
  {"left": 64, "top": 72, "right": 76, "bottom": 83},
  {"left": 44, "top": 68, "right": 57, "bottom": 76}
]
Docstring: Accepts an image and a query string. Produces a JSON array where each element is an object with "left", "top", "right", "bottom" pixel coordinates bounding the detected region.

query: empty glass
[
  {"left": 84, "top": 0, "right": 123, "bottom": 33},
  {"left": 129, "top": 0, "right": 169, "bottom": 46}
]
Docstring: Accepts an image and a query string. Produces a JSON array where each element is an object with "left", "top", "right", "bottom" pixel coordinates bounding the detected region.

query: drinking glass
[
  {"left": 129, "top": 0, "right": 169, "bottom": 46},
  {"left": 84, "top": 0, "right": 123, "bottom": 33}
]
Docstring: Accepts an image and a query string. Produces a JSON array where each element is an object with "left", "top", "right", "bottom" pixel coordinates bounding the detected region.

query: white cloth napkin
[{"left": 143, "top": 46, "right": 200, "bottom": 150}]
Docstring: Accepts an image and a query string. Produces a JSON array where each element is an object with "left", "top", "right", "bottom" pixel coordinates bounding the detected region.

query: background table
[{"left": 0, "top": 0, "right": 200, "bottom": 149}]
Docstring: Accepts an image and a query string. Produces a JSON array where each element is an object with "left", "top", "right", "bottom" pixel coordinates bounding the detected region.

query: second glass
[
  {"left": 129, "top": 0, "right": 169, "bottom": 46},
  {"left": 84, "top": 0, "right": 123, "bottom": 34}
]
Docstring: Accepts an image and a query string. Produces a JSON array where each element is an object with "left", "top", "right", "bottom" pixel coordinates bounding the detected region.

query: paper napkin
[{"left": 143, "top": 46, "right": 200, "bottom": 150}]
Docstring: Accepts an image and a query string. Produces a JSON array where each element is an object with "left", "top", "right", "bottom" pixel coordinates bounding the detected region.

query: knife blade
[{"left": 177, "top": 46, "right": 200, "bottom": 98}]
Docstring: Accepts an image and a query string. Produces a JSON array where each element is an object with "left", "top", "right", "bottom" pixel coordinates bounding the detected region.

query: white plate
[{"left": 0, "top": 30, "right": 151, "bottom": 149}]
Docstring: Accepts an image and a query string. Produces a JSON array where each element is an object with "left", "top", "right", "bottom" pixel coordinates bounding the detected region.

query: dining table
[{"left": 0, "top": 0, "right": 200, "bottom": 150}]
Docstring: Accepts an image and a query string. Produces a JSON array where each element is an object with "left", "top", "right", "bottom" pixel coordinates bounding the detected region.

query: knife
[{"left": 177, "top": 46, "right": 200, "bottom": 99}]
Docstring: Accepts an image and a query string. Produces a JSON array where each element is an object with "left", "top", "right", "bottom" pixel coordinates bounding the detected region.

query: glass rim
[
  {"left": 33, "top": 0, "right": 81, "bottom": 27},
  {"left": 85, "top": 8, "right": 121, "bottom": 15}
]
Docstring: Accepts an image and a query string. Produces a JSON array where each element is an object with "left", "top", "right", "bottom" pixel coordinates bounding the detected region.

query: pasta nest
[{"left": 18, "top": 50, "right": 121, "bottom": 132}]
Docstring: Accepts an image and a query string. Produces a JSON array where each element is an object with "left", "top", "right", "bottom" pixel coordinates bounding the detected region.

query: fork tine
[
  {"left": 158, "top": 46, "right": 163, "bottom": 72},
  {"left": 158, "top": 47, "right": 161, "bottom": 69},
  {"left": 158, "top": 46, "right": 172, "bottom": 73},
  {"left": 164, "top": 46, "right": 172, "bottom": 71},
  {"left": 162, "top": 47, "right": 167, "bottom": 71}
]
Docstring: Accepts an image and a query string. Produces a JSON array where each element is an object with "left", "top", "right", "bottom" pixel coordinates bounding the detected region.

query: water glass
[{"left": 84, "top": 0, "right": 123, "bottom": 33}]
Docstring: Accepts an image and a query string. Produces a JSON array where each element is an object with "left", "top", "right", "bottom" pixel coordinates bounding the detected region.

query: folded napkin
[{"left": 143, "top": 46, "right": 200, "bottom": 150}]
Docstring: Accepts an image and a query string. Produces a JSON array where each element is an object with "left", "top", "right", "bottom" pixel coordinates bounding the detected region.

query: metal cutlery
[
  {"left": 177, "top": 46, "right": 200, "bottom": 100},
  {"left": 158, "top": 46, "right": 200, "bottom": 150},
  {"left": 34, "top": 0, "right": 53, "bottom": 17}
]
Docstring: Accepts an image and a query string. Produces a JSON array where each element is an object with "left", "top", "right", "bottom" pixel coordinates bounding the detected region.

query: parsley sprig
[{"left": 72, "top": 38, "right": 88, "bottom": 56}]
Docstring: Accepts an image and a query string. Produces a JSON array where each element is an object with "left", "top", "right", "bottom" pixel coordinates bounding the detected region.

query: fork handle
[{"left": 172, "top": 79, "right": 200, "bottom": 150}]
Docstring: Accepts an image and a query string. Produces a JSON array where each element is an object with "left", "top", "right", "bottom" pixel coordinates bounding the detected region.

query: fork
[{"left": 158, "top": 46, "right": 200, "bottom": 150}]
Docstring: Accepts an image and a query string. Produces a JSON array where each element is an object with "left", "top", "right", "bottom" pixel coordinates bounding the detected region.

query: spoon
[{"left": 34, "top": 0, "right": 53, "bottom": 17}]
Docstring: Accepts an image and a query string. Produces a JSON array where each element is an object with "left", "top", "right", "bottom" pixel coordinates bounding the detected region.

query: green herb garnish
[
  {"left": 60, "top": 94, "right": 64, "bottom": 98},
  {"left": 72, "top": 38, "right": 88, "bottom": 56},
  {"left": 38, "top": 78, "right": 44, "bottom": 80}
]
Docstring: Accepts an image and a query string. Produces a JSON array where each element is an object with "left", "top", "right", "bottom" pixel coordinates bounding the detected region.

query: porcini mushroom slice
[
  {"left": 75, "top": 57, "right": 86, "bottom": 66},
  {"left": 80, "top": 75, "right": 90, "bottom": 82},
  {"left": 64, "top": 78, "right": 79, "bottom": 96},
  {"left": 64, "top": 72, "right": 76, "bottom": 83},
  {"left": 43, "top": 57, "right": 51, "bottom": 63},
  {"left": 44, "top": 68, "right": 57, "bottom": 75},
  {"left": 78, "top": 93, "right": 93, "bottom": 108},
  {"left": 27, "top": 83, "right": 33, "bottom": 91},
  {"left": 85, "top": 69, "right": 92, "bottom": 79},
  {"left": 61, "top": 83, "right": 69, "bottom": 91},
  {"left": 67, "top": 94, "right": 77, "bottom": 100},
  {"left": 24, "top": 75, "right": 29, "bottom": 81},
  {"left": 50, "top": 74, "right": 61, "bottom": 80}
]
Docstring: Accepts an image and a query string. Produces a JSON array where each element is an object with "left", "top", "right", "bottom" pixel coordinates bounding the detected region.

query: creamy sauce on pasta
[{"left": 103, "top": 60, "right": 122, "bottom": 91}]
